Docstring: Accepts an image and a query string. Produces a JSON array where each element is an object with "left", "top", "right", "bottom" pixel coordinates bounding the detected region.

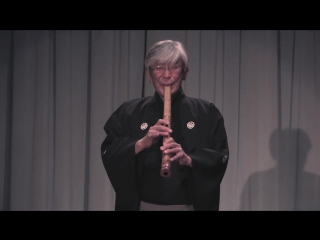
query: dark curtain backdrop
[{"left": 0, "top": 30, "right": 319, "bottom": 211}]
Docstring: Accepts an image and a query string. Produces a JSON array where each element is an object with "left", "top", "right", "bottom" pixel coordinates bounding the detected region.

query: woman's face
[{"left": 146, "top": 62, "right": 188, "bottom": 100}]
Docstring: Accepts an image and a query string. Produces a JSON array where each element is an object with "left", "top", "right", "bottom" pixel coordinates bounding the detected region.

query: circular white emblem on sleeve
[
  {"left": 187, "top": 121, "right": 195, "bottom": 129},
  {"left": 141, "top": 123, "right": 148, "bottom": 130}
]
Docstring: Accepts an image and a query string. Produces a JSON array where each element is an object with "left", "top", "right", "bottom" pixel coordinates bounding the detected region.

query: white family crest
[
  {"left": 141, "top": 123, "right": 148, "bottom": 130},
  {"left": 187, "top": 121, "right": 195, "bottom": 129}
]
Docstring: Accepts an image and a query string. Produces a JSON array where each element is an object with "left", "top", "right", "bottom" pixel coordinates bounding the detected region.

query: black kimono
[{"left": 101, "top": 87, "right": 229, "bottom": 211}]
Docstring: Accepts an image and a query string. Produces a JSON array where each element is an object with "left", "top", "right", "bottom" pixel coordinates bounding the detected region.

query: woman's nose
[{"left": 162, "top": 67, "right": 172, "bottom": 77}]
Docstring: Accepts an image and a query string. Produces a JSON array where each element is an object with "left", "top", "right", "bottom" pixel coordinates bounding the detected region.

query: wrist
[
  {"left": 135, "top": 138, "right": 146, "bottom": 154},
  {"left": 185, "top": 155, "right": 192, "bottom": 167},
  {"left": 180, "top": 155, "right": 192, "bottom": 167}
]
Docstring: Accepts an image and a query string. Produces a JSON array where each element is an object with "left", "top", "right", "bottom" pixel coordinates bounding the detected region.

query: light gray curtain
[{"left": 1, "top": 30, "right": 319, "bottom": 211}]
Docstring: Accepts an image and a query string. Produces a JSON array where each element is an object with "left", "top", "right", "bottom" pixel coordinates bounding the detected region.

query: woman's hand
[
  {"left": 160, "top": 137, "right": 192, "bottom": 167},
  {"left": 135, "top": 119, "right": 172, "bottom": 154}
]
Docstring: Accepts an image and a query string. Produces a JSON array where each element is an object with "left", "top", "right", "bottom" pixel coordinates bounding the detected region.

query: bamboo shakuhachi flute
[{"left": 160, "top": 85, "right": 172, "bottom": 178}]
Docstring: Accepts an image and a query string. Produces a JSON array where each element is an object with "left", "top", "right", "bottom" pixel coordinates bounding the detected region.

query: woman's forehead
[{"left": 152, "top": 59, "right": 182, "bottom": 66}]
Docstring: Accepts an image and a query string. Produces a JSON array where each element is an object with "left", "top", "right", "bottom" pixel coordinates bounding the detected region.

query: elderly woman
[{"left": 101, "top": 39, "right": 229, "bottom": 211}]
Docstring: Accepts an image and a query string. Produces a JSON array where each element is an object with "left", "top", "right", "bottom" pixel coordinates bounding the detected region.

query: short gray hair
[{"left": 145, "top": 40, "right": 189, "bottom": 72}]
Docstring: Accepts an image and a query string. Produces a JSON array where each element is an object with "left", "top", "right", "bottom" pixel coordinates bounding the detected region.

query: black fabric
[{"left": 101, "top": 87, "right": 229, "bottom": 211}]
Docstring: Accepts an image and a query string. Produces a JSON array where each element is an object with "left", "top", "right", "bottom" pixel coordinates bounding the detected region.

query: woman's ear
[
  {"left": 146, "top": 69, "right": 153, "bottom": 83},
  {"left": 182, "top": 67, "right": 189, "bottom": 80}
]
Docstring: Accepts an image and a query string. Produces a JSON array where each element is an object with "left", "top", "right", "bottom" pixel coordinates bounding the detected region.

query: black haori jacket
[{"left": 101, "top": 87, "right": 229, "bottom": 211}]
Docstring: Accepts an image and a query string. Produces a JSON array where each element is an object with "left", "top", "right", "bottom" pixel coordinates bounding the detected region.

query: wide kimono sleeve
[
  {"left": 100, "top": 102, "right": 140, "bottom": 210},
  {"left": 186, "top": 102, "right": 229, "bottom": 211}
]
